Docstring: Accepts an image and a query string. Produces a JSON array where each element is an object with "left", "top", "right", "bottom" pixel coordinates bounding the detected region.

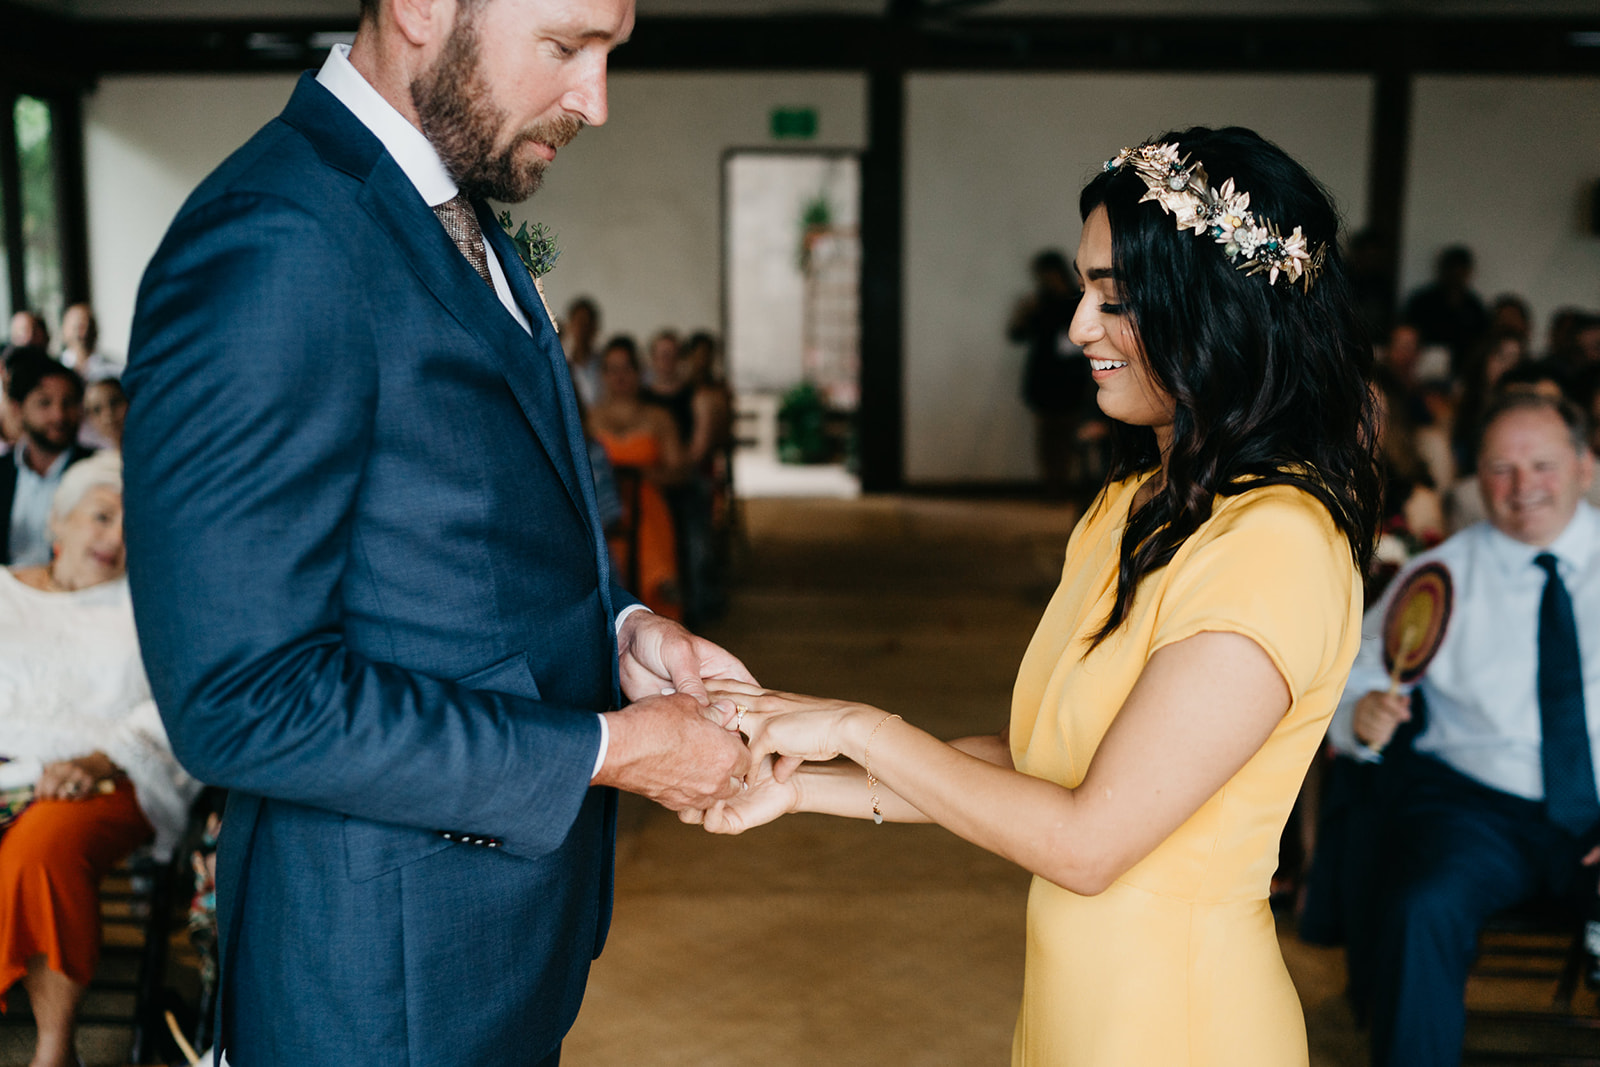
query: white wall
[
  {"left": 1401, "top": 76, "right": 1600, "bottom": 347},
  {"left": 521, "top": 73, "right": 867, "bottom": 345},
  {"left": 903, "top": 73, "right": 1374, "bottom": 484},
  {"left": 84, "top": 74, "right": 298, "bottom": 357},
  {"left": 84, "top": 70, "right": 867, "bottom": 358},
  {"left": 80, "top": 68, "right": 1600, "bottom": 486}
]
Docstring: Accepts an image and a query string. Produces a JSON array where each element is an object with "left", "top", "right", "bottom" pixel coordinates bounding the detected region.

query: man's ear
[
  {"left": 389, "top": 0, "right": 457, "bottom": 49},
  {"left": 1577, "top": 442, "right": 1596, "bottom": 496}
]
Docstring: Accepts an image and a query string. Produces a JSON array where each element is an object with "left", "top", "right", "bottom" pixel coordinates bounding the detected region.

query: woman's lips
[{"left": 1089, "top": 357, "right": 1129, "bottom": 380}]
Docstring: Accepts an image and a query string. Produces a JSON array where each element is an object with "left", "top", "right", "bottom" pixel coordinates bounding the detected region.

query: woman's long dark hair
[{"left": 1081, "top": 126, "right": 1382, "bottom": 646}]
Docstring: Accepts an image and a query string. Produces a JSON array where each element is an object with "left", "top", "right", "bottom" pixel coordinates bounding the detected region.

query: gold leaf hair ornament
[{"left": 1104, "top": 142, "right": 1328, "bottom": 291}]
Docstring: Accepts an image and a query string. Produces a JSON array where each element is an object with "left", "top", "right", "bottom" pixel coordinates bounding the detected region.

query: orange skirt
[{"left": 0, "top": 779, "right": 153, "bottom": 993}]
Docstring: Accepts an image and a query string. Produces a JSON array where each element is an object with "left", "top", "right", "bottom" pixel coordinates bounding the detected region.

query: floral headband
[{"left": 1104, "top": 142, "right": 1327, "bottom": 291}]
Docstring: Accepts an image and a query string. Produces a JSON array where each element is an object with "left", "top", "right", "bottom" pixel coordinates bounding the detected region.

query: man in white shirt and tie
[{"left": 1329, "top": 390, "right": 1600, "bottom": 1067}]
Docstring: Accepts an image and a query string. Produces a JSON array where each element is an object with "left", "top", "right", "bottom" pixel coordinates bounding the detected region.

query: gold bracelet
[{"left": 863, "top": 713, "right": 903, "bottom": 825}]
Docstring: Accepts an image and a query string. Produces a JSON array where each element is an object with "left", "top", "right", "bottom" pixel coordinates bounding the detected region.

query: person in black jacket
[
  {"left": 1, "top": 346, "right": 93, "bottom": 567},
  {"left": 1011, "top": 249, "right": 1103, "bottom": 500}
]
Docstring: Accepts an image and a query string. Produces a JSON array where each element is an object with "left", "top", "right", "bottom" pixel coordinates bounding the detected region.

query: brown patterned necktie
[{"left": 432, "top": 194, "right": 494, "bottom": 288}]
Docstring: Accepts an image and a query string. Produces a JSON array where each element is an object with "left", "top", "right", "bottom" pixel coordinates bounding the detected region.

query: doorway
[{"left": 723, "top": 150, "right": 861, "bottom": 498}]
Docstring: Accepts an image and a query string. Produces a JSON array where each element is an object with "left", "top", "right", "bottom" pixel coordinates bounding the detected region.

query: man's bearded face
[{"left": 411, "top": 7, "right": 583, "bottom": 204}]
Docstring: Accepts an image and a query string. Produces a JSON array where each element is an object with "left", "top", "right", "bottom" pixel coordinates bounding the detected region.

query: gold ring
[{"left": 734, "top": 704, "right": 748, "bottom": 730}]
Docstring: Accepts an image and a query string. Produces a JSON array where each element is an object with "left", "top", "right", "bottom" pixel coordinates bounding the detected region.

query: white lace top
[{"left": 0, "top": 570, "right": 199, "bottom": 857}]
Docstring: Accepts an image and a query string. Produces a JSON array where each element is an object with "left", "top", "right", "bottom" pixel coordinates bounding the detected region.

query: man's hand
[
  {"left": 1354, "top": 690, "right": 1411, "bottom": 752},
  {"left": 617, "top": 610, "right": 756, "bottom": 715},
  {"left": 592, "top": 693, "right": 753, "bottom": 811},
  {"left": 1582, "top": 846, "right": 1600, "bottom": 897}
]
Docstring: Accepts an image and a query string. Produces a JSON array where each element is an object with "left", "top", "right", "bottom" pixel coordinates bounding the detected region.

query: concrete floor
[{"left": 5, "top": 495, "right": 1594, "bottom": 1065}]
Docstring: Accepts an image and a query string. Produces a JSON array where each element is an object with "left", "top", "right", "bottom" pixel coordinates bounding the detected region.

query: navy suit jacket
[{"left": 123, "top": 74, "right": 636, "bottom": 1065}]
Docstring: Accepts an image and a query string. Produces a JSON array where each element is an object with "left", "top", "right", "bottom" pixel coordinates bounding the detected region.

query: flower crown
[{"left": 1104, "top": 142, "right": 1327, "bottom": 291}]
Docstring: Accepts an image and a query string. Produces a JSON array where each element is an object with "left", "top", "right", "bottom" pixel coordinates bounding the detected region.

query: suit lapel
[
  {"left": 284, "top": 76, "right": 617, "bottom": 620},
  {"left": 480, "top": 207, "right": 619, "bottom": 620},
  {"left": 354, "top": 167, "right": 587, "bottom": 518}
]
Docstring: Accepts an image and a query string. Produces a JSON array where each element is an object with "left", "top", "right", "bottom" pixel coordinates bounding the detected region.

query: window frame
[{"left": 1, "top": 84, "right": 90, "bottom": 329}]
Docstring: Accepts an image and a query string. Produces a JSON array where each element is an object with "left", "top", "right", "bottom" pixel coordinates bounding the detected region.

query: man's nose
[{"left": 565, "top": 58, "right": 608, "bottom": 127}]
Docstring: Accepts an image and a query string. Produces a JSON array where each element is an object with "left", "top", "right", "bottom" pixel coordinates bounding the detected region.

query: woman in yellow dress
[{"left": 691, "top": 127, "right": 1383, "bottom": 1066}]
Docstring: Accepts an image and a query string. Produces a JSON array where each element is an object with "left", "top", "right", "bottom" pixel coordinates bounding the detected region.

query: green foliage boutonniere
[{"left": 496, "top": 211, "right": 561, "bottom": 332}]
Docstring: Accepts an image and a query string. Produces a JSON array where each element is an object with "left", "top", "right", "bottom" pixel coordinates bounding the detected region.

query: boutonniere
[{"left": 496, "top": 211, "right": 561, "bottom": 333}]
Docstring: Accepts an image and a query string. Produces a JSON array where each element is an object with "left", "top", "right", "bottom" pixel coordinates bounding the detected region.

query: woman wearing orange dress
[
  {"left": 587, "top": 335, "right": 687, "bottom": 620},
  {"left": 1, "top": 452, "right": 200, "bottom": 1067},
  {"left": 691, "top": 127, "right": 1383, "bottom": 1065}
]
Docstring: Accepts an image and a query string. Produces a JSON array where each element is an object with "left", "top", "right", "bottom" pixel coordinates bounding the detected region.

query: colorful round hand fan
[{"left": 1382, "top": 561, "right": 1453, "bottom": 691}]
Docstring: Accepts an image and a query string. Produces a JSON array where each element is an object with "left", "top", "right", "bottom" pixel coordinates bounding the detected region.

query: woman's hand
[
  {"left": 706, "top": 680, "right": 885, "bottom": 780},
  {"left": 680, "top": 755, "right": 798, "bottom": 835},
  {"left": 37, "top": 752, "right": 116, "bottom": 800}
]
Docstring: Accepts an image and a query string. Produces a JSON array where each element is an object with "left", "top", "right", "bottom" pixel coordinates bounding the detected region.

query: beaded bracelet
[{"left": 864, "top": 713, "right": 903, "bottom": 825}]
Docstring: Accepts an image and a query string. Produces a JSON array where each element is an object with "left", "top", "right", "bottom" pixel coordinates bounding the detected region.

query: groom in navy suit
[{"left": 121, "top": 0, "right": 752, "bottom": 1062}]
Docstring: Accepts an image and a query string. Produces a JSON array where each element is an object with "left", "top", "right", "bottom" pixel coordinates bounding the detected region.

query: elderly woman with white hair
[{"left": 0, "top": 451, "right": 199, "bottom": 1067}]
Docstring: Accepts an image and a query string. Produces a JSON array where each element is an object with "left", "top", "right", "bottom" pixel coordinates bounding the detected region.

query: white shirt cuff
[
  {"left": 615, "top": 602, "right": 651, "bottom": 634},
  {"left": 597, "top": 604, "right": 653, "bottom": 780},
  {"left": 591, "top": 713, "right": 609, "bottom": 781}
]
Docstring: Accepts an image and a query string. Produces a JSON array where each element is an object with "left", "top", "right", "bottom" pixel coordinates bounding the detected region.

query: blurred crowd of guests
[
  {"left": 1316, "top": 245, "right": 1600, "bottom": 1067},
  {"left": 0, "top": 307, "right": 200, "bottom": 1067},
  {"left": 560, "top": 297, "right": 737, "bottom": 628}
]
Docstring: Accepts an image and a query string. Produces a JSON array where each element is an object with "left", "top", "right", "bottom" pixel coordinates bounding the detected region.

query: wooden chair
[{"left": 1463, "top": 898, "right": 1600, "bottom": 1066}]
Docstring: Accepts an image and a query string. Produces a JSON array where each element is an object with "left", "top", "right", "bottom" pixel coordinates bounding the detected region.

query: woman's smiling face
[{"left": 1070, "top": 206, "right": 1177, "bottom": 439}]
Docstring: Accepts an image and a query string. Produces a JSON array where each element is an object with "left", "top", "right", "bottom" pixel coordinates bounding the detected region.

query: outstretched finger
[{"left": 705, "top": 679, "right": 766, "bottom": 699}]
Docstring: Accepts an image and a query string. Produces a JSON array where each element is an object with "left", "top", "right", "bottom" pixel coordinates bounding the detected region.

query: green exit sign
[{"left": 770, "top": 107, "right": 818, "bottom": 140}]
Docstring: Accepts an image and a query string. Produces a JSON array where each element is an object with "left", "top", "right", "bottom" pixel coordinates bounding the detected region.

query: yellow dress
[{"left": 1010, "top": 473, "right": 1362, "bottom": 1067}]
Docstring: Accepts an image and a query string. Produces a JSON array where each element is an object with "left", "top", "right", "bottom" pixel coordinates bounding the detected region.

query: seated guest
[
  {"left": 586, "top": 336, "right": 685, "bottom": 620},
  {"left": 642, "top": 330, "right": 694, "bottom": 444},
  {"left": 1446, "top": 359, "right": 1597, "bottom": 532},
  {"left": 1452, "top": 327, "right": 1530, "bottom": 477},
  {"left": 1371, "top": 366, "right": 1445, "bottom": 589},
  {"left": 7, "top": 311, "right": 47, "bottom": 350},
  {"left": 81, "top": 377, "right": 128, "bottom": 451},
  {"left": 56, "top": 304, "right": 121, "bottom": 384},
  {"left": 1328, "top": 392, "right": 1600, "bottom": 1067},
  {"left": 2, "top": 348, "right": 92, "bottom": 566},
  {"left": 677, "top": 331, "right": 735, "bottom": 624},
  {"left": 0, "top": 352, "right": 20, "bottom": 449},
  {"left": 1401, "top": 244, "right": 1490, "bottom": 376},
  {"left": 0, "top": 452, "right": 200, "bottom": 1067},
  {"left": 560, "top": 296, "right": 602, "bottom": 408}
]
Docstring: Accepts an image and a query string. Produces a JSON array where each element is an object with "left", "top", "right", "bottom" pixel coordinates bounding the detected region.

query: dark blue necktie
[{"left": 1535, "top": 552, "right": 1599, "bottom": 838}]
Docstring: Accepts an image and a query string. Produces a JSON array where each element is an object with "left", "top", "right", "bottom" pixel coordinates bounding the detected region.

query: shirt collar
[
  {"left": 12, "top": 439, "right": 70, "bottom": 480},
  {"left": 315, "top": 43, "right": 458, "bottom": 208},
  {"left": 1482, "top": 500, "right": 1596, "bottom": 579}
]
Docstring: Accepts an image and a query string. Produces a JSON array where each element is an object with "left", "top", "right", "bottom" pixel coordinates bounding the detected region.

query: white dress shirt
[
  {"left": 8, "top": 442, "right": 71, "bottom": 568},
  {"left": 1330, "top": 502, "right": 1600, "bottom": 802},
  {"left": 314, "top": 46, "right": 633, "bottom": 777}
]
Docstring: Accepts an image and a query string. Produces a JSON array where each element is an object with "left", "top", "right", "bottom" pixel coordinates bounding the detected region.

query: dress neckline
[{"left": 0, "top": 568, "right": 128, "bottom": 605}]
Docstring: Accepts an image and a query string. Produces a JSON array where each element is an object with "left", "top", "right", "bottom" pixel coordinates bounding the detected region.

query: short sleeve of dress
[{"left": 1149, "top": 485, "right": 1355, "bottom": 705}]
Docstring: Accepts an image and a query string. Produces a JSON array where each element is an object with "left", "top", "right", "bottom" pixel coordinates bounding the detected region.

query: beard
[
  {"left": 411, "top": 10, "right": 582, "bottom": 204},
  {"left": 23, "top": 419, "right": 74, "bottom": 454}
]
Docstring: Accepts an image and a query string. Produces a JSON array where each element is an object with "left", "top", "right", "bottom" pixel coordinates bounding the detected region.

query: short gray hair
[
  {"left": 1478, "top": 391, "right": 1591, "bottom": 457},
  {"left": 51, "top": 450, "right": 123, "bottom": 524}
]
